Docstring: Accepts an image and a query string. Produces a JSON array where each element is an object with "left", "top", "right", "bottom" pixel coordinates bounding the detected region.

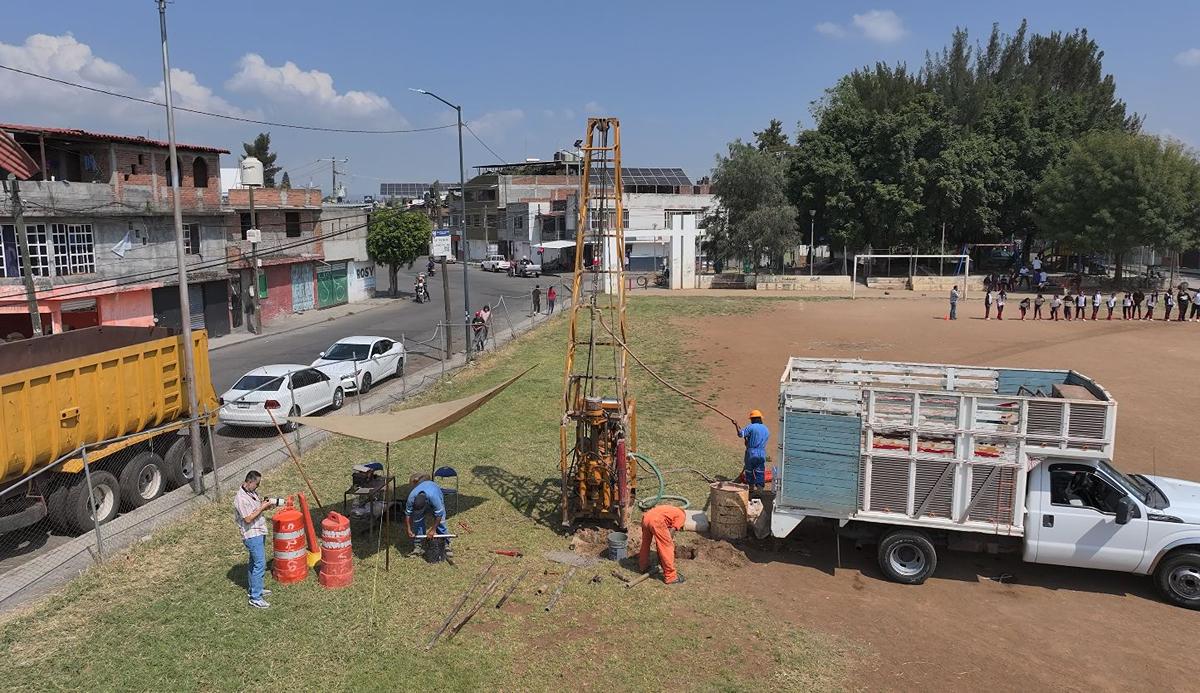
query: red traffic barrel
[
  {"left": 271, "top": 498, "right": 308, "bottom": 585},
  {"left": 318, "top": 511, "right": 353, "bottom": 589}
]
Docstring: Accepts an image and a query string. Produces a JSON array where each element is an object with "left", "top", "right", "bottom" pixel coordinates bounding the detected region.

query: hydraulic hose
[{"left": 632, "top": 452, "right": 690, "bottom": 510}]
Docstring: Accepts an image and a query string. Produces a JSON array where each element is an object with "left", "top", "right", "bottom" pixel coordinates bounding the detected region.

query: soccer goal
[{"left": 851, "top": 254, "right": 970, "bottom": 299}]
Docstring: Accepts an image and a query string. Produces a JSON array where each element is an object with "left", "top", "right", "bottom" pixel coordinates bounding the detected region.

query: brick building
[{"left": 0, "top": 123, "right": 231, "bottom": 337}]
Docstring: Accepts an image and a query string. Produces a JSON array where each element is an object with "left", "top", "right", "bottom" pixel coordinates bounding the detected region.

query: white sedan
[
  {"left": 218, "top": 364, "right": 344, "bottom": 430},
  {"left": 311, "top": 336, "right": 405, "bottom": 395}
]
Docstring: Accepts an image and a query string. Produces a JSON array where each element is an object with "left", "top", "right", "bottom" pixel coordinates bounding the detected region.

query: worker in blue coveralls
[
  {"left": 737, "top": 409, "right": 770, "bottom": 491},
  {"left": 405, "top": 473, "right": 450, "bottom": 558}
]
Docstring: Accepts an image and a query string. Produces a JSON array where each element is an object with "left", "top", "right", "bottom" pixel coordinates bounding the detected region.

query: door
[
  {"left": 291, "top": 263, "right": 315, "bottom": 312},
  {"left": 374, "top": 339, "right": 400, "bottom": 376},
  {"left": 317, "top": 261, "right": 349, "bottom": 308},
  {"left": 202, "top": 280, "right": 230, "bottom": 337},
  {"left": 286, "top": 369, "right": 314, "bottom": 414},
  {"left": 307, "top": 369, "right": 335, "bottom": 411},
  {"left": 187, "top": 284, "right": 206, "bottom": 330},
  {"left": 1030, "top": 463, "right": 1149, "bottom": 571}
]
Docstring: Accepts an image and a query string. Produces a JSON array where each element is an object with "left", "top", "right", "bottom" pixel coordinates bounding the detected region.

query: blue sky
[{"left": 3, "top": 1, "right": 1199, "bottom": 195}]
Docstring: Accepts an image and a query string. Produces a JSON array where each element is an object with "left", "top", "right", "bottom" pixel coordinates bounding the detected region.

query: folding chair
[{"left": 433, "top": 466, "right": 459, "bottom": 514}]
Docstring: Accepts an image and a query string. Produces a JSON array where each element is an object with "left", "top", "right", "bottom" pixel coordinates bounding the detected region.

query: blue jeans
[
  {"left": 950, "top": 302, "right": 957, "bottom": 320},
  {"left": 412, "top": 514, "right": 449, "bottom": 546},
  {"left": 744, "top": 456, "right": 766, "bottom": 487},
  {"left": 244, "top": 535, "right": 266, "bottom": 600}
]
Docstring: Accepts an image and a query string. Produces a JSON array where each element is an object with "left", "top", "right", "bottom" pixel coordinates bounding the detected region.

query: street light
[
  {"left": 411, "top": 88, "right": 472, "bottom": 358},
  {"left": 808, "top": 209, "right": 816, "bottom": 276}
]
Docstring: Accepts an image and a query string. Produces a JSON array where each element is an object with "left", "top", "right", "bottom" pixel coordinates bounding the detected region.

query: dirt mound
[
  {"left": 686, "top": 535, "right": 749, "bottom": 568},
  {"left": 569, "top": 527, "right": 612, "bottom": 557}
]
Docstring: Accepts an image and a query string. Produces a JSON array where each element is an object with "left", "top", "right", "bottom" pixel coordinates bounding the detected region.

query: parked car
[
  {"left": 481, "top": 254, "right": 511, "bottom": 272},
  {"left": 311, "top": 336, "right": 405, "bottom": 395},
  {"left": 510, "top": 258, "right": 542, "bottom": 278},
  {"left": 218, "top": 365, "right": 343, "bottom": 430}
]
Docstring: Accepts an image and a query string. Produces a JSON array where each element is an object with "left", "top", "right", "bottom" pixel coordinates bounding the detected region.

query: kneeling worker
[
  {"left": 638, "top": 504, "right": 688, "bottom": 584},
  {"left": 405, "top": 473, "right": 450, "bottom": 558},
  {"left": 737, "top": 410, "right": 770, "bottom": 491}
]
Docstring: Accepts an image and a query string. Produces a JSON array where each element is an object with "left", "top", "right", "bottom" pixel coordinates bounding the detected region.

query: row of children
[{"left": 980, "top": 287, "right": 1200, "bottom": 321}]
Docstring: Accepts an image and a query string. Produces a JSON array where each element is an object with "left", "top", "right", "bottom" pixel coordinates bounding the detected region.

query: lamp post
[
  {"left": 808, "top": 209, "right": 816, "bottom": 276},
  {"left": 411, "top": 88, "right": 472, "bottom": 358},
  {"left": 241, "top": 157, "right": 264, "bottom": 335}
]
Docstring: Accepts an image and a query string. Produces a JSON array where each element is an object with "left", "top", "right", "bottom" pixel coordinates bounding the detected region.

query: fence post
[
  {"left": 80, "top": 447, "right": 104, "bottom": 562},
  {"left": 354, "top": 358, "right": 363, "bottom": 415},
  {"left": 206, "top": 417, "right": 220, "bottom": 497}
]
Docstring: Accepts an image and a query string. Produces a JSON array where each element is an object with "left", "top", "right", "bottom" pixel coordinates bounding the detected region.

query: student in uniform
[
  {"left": 1163, "top": 291, "right": 1174, "bottom": 321},
  {"left": 1050, "top": 293, "right": 1063, "bottom": 321},
  {"left": 1106, "top": 292, "right": 1117, "bottom": 320},
  {"left": 1062, "top": 293, "right": 1073, "bottom": 321},
  {"left": 1145, "top": 291, "right": 1157, "bottom": 320},
  {"left": 983, "top": 288, "right": 994, "bottom": 320},
  {"left": 1075, "top": 292, "right": 1087, "bottom": 320},
  {"left": 996, "top": 289, "right": 1007, "bottom": 320},
  {"left": 1177, "top": 287, "right": 1191, "bottom": 321},
  {"left": 1192, "top": 288, "right": 1200, "bottom": 321},
  {"left": 1034, "top": 292, "right": 1045, "bottom": 320},
  {"left": 1019, "top": 295, "right": 1031, "bottom": 320},
  {"left": 1122, "top": 292, "right": 1132, "bottom": 320},
  {"left": 1091, "top": 290, "right": 1103, "bottom": 321}
]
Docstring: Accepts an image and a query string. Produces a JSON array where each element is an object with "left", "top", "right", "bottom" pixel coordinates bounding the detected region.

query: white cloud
[
  {"left": 814, "top": 22, "right": 847, "bottom": 39},
  {"left": 226, "top": 54, "right": 391, "bottom": 118},
  {"left": 1175, "top": 48, "right": 1200, "bottom": 67},
  {"left": 468, "top": 108, "right": 525, "bottom": 137},
  {"left": 149, "top": 68, "right": 253, "bottom": 118},
  {"left": 852, "top": 10, "right": 907, "bottom": 43},
  {"left": 583, "top": 101, "right": 605, "bottom": 114},
  {"left": 814, "top": 10, "right": 907, "bottom": 44},
  {"left": 0, "top": 33, "right": 136, "bottom": 88}
]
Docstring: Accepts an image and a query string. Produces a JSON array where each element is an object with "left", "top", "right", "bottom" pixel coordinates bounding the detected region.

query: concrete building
[
  {"left": 0, "top": 123, "right": 230, "bottom": 337},
  {"left": 319, "top": 202, "right": 375, "bottom": 304}
]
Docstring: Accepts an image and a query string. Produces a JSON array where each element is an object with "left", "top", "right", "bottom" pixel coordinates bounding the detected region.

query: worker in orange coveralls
[{"left": 638, "top": 505, "right": 688, "bottom": 585}]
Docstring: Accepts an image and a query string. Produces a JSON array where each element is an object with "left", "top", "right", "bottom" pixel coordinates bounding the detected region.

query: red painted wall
[{"left": 259, "top": 264, "right": 294, "bottom": 326}]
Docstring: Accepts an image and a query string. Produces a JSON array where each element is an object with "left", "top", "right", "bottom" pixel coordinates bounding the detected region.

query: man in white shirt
[{"left": 234, "top": 470, "right": 275, "bottom": 608}]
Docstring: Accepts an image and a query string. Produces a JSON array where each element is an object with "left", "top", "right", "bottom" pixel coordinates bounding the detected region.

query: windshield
[
  {"left": 324, "top": 343, "right": 371, "bottom": 361},
  {"left": 1098, "top": 460, "right": 1150, "bottom": 503},
  {"left": 232, "top": 375, "right": 283, "bottom": 392}
]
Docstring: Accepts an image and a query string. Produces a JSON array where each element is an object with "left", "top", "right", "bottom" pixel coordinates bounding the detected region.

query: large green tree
[
  {"left": 367, "top": 209, "right": 433, "bottom": 296},
  {"left": 708, "top": 140, "right": 798, "bottom": 271},
  {"left": 241, "top": 132, "right": 281, "bottom": 187},
  {"left": 1035, "top": 132, "right": 1200, "bottom": 279},
  {"left": 753, "top": 119, "right": 790, "bottom": 152}
]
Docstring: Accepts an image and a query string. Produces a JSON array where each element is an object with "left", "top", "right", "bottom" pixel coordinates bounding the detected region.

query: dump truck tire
[
  {"left": 118, "top": 450, "right": 167, "bottom": 509},
  {"left": 53, "top": 470, "right": 120, "bottom": 535},
  {"left": 878, "top": 529, "right": 937, "bottom": 585},
  {"left": 163, "top": 437, "right": 189, "bottom": 489}
]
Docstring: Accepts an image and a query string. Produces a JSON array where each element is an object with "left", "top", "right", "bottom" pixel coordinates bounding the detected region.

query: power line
[
  {"left": 463, "top": 122, "right": 507, "bottom": 165},
  {"left": 0, "top": 64, "right": 458, "bottom": 135}
]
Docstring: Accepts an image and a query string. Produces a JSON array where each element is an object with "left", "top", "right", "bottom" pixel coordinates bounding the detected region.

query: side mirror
[
  {"left": 1115, "top": 496, "right": 1137, "bottom": 525},
  {"left": 318, "top": 351, "right": 325, "bottom": 358}
]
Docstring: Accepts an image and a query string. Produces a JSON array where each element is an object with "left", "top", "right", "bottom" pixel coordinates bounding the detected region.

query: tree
[
  {"left": 424, "top": 180, "right": 444, "bottom": 222},
  {"left": 753, "top": 119, "right": 790, "bottom": 152},
  {"left": 367, "top": 209, "right": 433, "bottom": 296},
  {"left": 710, "top": 140, "right": 798, "bottom": 271},
  {"left": 241, "top": 132, "right": 281, "bottom": 187},
  {"left": 1035, "top": 132, "right": 1200, "bottom": 279},
  {"left": 279, "top": 171, "right": 291, "bottom": 189}
]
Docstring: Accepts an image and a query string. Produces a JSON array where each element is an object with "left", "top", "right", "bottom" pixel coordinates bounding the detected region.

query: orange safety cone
[
  {"left": 318, "top": 511, "right": 353, "bottom": 589},
  {"left": 297, "top": 492, "right": 322, "bottom": 568},
  {"left": 272, "top": 497, "right": 308, "bottom": 584}
]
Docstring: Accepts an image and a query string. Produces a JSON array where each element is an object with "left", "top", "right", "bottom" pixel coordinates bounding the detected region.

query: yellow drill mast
[{"left": 560, "top": 117, "right": 637, "bottom": 530}]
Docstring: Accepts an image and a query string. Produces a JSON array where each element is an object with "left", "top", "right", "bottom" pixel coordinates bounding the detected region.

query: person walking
[
  {"left": 1106, "top": 292, "right": 1116, "bottom": 320},
  {"left": 983, "top": 288, "right": 994, "bottom": 320},
  {"left": 949, "top": 285, "right": 960, "bottom": 320},
  {"left": 1019, "top": 296, "right": 1030, "bottom": 320},
  {"left": 1177, "top": 287, "right": 1191, "bottom": 321},
  {"left": 531, "top": 284, "right": 542, "bottom": 315},
  {"left": 480, "top": 304, "right": 492, "bottom": 344},
  {"left": 736, "top": 410, "right": 770, "bottom": 492},
  {"left": 1192, "top": 287, "right": 1200, "bottom": 321},
  {"left": 996, "top": 289, "right": 1007, "bottom": 320},
  {"left": 1091, "top": 290, "right": 1102, "bottom": 321},
  {"left": 234, "top": 470, "right": 275, "bottom": 609},
  {"left": 1122, "top": 292, "right": 1132, "bottom": 320},
  {"left": 1075, "top": 292, "right": 1086, "bottom": 320},
  {"left": 1163, "top": 291, "right": 1174, "bottom": 321},
  {"left": 1050, "top": 293, "right": 1062, "bottom": 321},
  {"left": 547, "top": 285, "right": 557, "bottom": 314},
  {"left": 1034, "top": 292, "right": 1045, "bottom": 320},
  {"left": 1145, "top": 291, "right": 1157, "bottom": 320},
  {"left": 637, "top": 504, "right": 687, "bottom": 585},
  {"left": 471, "top": 311, "right": 486, "bottom": 352}
]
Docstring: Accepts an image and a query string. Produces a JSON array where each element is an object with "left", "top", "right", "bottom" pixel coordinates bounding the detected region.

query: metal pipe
[
  {"left": 158, "top": 0, "right": 205, "bottom": 495},
  {"left": 6, "top": 178, "right": 43, "bottom": 336}
]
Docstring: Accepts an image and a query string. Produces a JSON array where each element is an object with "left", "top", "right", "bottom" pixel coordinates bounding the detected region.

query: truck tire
[
  {"left": 1155, "top": 550, "right": 1200, "bottom": 610},
  {"left": 877, "top": 529, "right": 938, "bottom": 585},
  {"left": 164, "top": 435, "right": 213, "bottom": 489},
  {"left": 118, "top": 450, "right": 167, "bottom": 509},
  {"left": 49, "top": 470, "right": 120, "bottom": 535},
  {"left": 0, "top": 496, "right": 48, "bottom": 534}
]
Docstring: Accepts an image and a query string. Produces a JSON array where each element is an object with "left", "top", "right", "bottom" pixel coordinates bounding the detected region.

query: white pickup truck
[
  {"left": 481, "top": 255, "right": 511, "bottom": 273},
  {"left": 771, "top": 357, "right": 1200, "bottom": 609},
  {"left": 510, "top": 258, "right": 542, "bottom": 278}
]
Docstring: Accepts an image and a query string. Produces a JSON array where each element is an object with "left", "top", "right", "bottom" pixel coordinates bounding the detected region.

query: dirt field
[{"left": 679, "top": 296, "right": 1200, "bottom": 692}]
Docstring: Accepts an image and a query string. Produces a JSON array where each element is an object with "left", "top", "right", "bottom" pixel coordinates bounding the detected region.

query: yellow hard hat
[{"left": 748, "top": 409, "right": 763, "bottom": 419}]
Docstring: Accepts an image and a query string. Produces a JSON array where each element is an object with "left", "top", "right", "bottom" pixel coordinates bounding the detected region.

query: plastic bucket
[{"left": 607, "top": 531, "right": 628, "bottom": 560}]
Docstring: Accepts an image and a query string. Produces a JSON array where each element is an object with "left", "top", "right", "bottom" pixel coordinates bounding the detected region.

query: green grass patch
[{"left": 0, "top": 296, "right": 852, "bottom": 691}]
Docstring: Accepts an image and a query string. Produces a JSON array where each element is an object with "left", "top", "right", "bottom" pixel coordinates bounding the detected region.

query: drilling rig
[{"left": 560, "top": 117, "right": 638, "bottom": 530}]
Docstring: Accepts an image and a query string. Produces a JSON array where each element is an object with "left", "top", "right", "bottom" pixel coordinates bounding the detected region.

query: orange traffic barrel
[
  {"left": 318, "top": 511, "right": 353, "bottom": 589},
  {"left": 272, "top": 498, "right": 308, "bottom": 585}
]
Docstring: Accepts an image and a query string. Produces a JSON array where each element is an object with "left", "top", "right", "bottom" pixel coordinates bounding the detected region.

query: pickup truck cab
[
  {"left": 481, "top": 255, "right": 510, "bottom": 272},
  {"left": 511, "top": 258, "right": 542, "bottom": 278}
]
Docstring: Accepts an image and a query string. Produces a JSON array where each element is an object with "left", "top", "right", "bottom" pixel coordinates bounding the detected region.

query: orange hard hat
[{"left": 748, "top": 409, "right": 763, "bottom": 419}]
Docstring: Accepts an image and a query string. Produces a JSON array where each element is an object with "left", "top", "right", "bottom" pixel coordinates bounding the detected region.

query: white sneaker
[{"left": 248, "top": 598, "right": 270, "bottom": 609}]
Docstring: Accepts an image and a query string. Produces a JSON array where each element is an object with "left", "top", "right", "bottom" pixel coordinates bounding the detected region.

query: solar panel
[
  {"left": 587, "top": 168, "right": 692, "bottom": 187},
  {"left": 379, "top": 182, "right": 438, "bottom": 197}
]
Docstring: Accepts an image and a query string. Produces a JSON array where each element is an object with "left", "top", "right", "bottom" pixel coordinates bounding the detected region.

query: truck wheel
[
  {"left": 877, "top": 529, "right": 938, "bottom": 585},
  {"left": 1155, "top": 550, "right": 1200, "bottom": 610},
  {"left": 51, "top": 470, "right": 120, "bottom": 535},
  {"left": 118, "top": 450, "right": 167, "bottom": 509},
  {"left": 164, "top": 435, "right": 213, "bottom": 488}
]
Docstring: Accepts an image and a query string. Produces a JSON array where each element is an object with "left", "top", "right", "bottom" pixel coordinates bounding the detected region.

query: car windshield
[
  {"left": 232, "top": 375, "right": 283, "bottom": 392},
  {"left": 324, "top": 343, "right": 371, "bottom": 360},
  {"left": 1098, "top": 460, "right": 1150, "bottom": 503}
]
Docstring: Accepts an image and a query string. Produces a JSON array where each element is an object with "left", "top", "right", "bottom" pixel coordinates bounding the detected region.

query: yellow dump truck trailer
[{"left": 0, "top": 326, "right": 218, "bottom": 534}]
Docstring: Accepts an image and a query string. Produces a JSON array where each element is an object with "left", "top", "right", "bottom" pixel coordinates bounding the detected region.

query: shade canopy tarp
[{"left": 288, "top": 368, "right": 530, "bottom": 443}]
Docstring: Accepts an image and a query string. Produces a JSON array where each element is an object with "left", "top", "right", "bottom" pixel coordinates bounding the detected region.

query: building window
[
  {"left": 515, "top": 216, "right": 524, "bottom": 229},
  {"left": 137, "top": 154, "right": 144, "bottom": 165},
  {"left": 130, "top": 164, "right": 138, "bottom": 175},
  {"left": 589, "top": 210, "right": 629, "bottom": 231},
  {"left": 183, "top": 223, "right": 201, "bottom": 255},
  {"left": 285, "top": 212, "right": 302, "bottom": 238},
  {"left": 192, "top": 157, "right": 209, "bottom": 188},
  {"left": 1, "top": 224, "right": 52, "bottom": 277},
  {"left": 50, "top": 224, "right": 96, "bottom": 275},
  {"left": 240, "top": 212, "right": 252, "bottom": 240}
]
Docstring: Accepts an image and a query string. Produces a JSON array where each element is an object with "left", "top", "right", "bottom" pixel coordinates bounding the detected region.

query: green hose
[{"left": 632, "top": 452, "right": 690, "bottom": 510}]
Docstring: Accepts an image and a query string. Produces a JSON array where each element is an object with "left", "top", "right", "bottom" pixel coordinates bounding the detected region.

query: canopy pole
[
  {"left": 430, "top": 431, "right": 440, "bottom": 478},
  {"left": 385, "top": 441, "right": 391, "bottom": 572}
]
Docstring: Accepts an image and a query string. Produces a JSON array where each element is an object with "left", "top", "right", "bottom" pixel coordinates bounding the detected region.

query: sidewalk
[{"left": 209, "top": 297, "right": 398, "bottom": 351}]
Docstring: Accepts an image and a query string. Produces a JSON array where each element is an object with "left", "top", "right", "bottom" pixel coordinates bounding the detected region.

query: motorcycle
[
  {"left": 426, "top": 261, "right": 436, "bottom": 276},
  {"left": 414, "top": 275, "right": 431, "bottom": 303}
]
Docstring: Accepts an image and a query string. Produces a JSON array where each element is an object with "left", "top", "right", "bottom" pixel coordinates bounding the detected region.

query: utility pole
[
  {"left": 6, "top": 176, "right": 43, "bottom": 336},
  {"left": 158, "top": 0, "right": 205, "bottom": 494},
  {"left": 441, "top": 257, "right": 452, "bottom": 358},
  {"left": 318, "top": 156, "right": 349, "bottom": 201},
  {"left": 249, "top": 183, "right": 262, "bottom": 334}
]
